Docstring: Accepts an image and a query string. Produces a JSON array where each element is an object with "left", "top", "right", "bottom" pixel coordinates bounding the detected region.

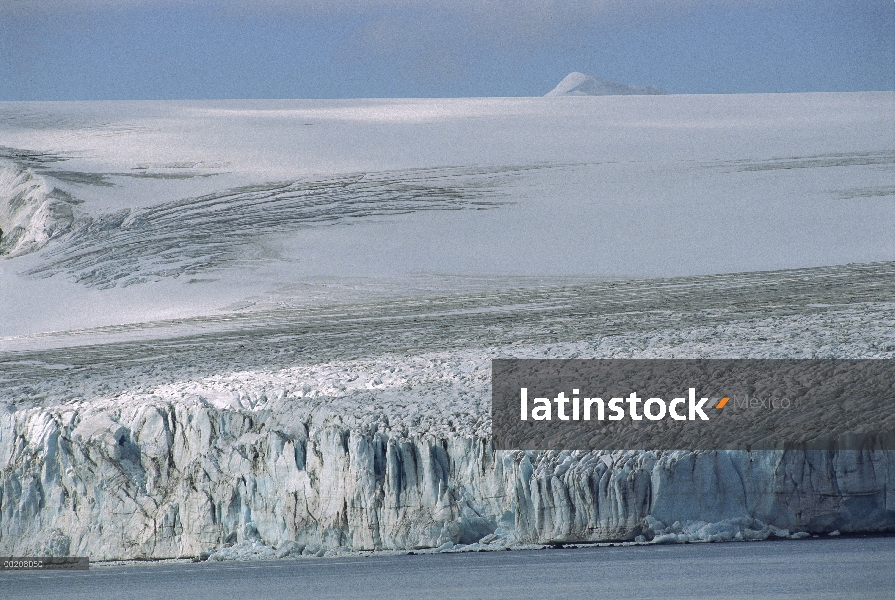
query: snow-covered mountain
[{"left": 546, "top": 72, "right": 665, "bottom": 96}]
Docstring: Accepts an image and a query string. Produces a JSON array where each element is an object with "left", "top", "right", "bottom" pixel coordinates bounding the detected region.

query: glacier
[
  {"left": 3, "top": 378, "right": 894, "bottom": 560},
  {"left": 1, "top": 94, "right": 894, "bottom": 560},
  {"left": 3, "top": 260, "right": 895, "bottom": 560}
]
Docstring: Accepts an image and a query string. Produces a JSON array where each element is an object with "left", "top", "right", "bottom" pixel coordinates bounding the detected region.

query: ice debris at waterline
[{"left": 2, "top": 385, "right": 894, "bottom": 560}]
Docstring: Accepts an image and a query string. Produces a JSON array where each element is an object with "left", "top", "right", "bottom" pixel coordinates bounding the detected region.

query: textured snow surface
[
  {"left": 1, "top": 94, "right": 893, "bottom": 336},
  {"left": 3, "top": 261, "right": 895, "bottom": 560},
  {"left": 1, "top": 95, "right": 894, "bottom": 560},
  {"left": 0, "top": 163, "right": 75, "bottom": 257},
  {"left": 545, "top": 72, "right": 665, "bottom": 96}
]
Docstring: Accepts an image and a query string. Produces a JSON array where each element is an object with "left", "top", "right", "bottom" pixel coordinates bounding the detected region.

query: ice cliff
[
  {"left": 3, "top": 258, "right": 895, "bottom": 560},
  {"left": 2, "top": 394, "right": 893, "bottom": 560}
]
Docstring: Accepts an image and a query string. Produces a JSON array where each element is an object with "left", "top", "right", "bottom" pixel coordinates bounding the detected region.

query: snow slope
[
  {"left": 545, "top": 72, "right": 665, "bottom": 96},
  {"left": 1, "top": 93, "right": 894, "bottom": 559},
  {"left": 1, "top": 94, "right": 892, "bottom": 337}
]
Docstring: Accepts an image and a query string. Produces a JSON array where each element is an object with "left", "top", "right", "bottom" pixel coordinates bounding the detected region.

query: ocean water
[{"left": 4, "top": 537, "right": 894, "bottom": 599}]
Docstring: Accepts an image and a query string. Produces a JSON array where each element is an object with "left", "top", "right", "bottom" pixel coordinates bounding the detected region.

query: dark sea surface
[{"left": 3, "top": 537, "right": 894, "bottom": 599}]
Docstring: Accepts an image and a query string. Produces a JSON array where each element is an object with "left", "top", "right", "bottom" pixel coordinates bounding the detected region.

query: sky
[{"left": 1, "top": 0, "right": 893, "bottom": 100}]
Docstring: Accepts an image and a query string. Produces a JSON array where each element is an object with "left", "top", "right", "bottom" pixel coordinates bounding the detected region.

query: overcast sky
[{"left": 1, "top": 0, "right": 892, "bottom": 100}]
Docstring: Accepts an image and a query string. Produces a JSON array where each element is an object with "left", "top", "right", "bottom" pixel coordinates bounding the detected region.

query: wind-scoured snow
[
  {"left": 1, "top": 93, "right": 894, "bottom": 560},
  {"left": 545, "top": 72, "right": 665, "bottom": 96}
]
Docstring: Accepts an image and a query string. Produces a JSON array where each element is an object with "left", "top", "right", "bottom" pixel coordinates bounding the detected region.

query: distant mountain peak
[{"left": 546, "top": 72, "right": 665, "bottom": 96}]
